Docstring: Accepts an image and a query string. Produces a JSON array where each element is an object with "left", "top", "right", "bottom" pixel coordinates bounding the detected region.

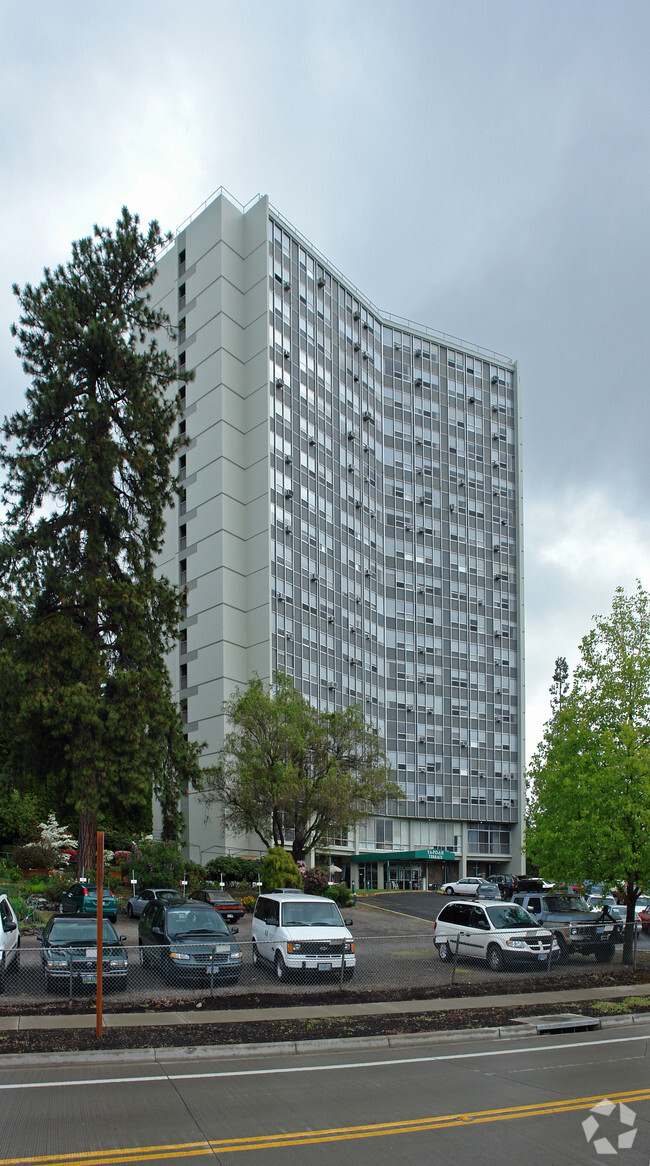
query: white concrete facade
[{"left": 153, "top": 188, "right": 526, "bottom": 887}]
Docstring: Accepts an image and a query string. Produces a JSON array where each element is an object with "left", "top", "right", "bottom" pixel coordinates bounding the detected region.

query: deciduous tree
[
  {"left": 203, "top": 673, "right": 401, "bottom": 862},
  {"left": 527, "top": 583, "right": 650, "bottom": 963}
]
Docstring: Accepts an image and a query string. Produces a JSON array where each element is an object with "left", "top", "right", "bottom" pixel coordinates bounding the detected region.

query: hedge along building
[{"left": 153, "top": 188, "right": 525, "bottom": 890}]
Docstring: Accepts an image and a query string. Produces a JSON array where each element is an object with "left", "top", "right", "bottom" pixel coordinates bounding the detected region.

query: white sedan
[{"left": 440, "top": 877, "right": 500, "bottom": 899}]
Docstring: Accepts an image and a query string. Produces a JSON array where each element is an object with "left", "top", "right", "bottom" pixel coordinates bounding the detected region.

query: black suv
[{"left": 138, "top": 900, "right": 243, "bottom": 985}]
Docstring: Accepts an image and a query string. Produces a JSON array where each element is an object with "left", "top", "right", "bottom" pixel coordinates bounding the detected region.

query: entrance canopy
[{"left": 350, "top": 848, "right": 456, "bottom": 863}]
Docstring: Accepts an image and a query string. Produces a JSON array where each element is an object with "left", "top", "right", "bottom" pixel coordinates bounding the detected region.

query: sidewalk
[{"left": 1, "top": 979, "right": 649, "bottom": 1032}]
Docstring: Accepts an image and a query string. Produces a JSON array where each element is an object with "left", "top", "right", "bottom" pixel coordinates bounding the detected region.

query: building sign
[{"left": 350, "top": 848, "right": 456, "bottom": 863}]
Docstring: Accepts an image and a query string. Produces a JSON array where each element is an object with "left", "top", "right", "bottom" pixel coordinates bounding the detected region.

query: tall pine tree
[{"left": 0, "top": 208, "right": 203, "bottom": 871}]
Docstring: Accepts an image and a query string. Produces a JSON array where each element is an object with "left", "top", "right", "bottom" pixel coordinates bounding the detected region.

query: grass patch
[{"left": 591, "top": 996, "right": 650, "bottom": 1014}]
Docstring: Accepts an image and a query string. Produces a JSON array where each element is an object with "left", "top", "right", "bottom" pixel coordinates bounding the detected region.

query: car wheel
[
  {"left": 45, "top": 972, "right": 55, "bottom": 994},
  {"left": 0, "top": 970, "right": 6, "bottom": 995},
  {"left": 252, "top": 942, "right": 259, "bottom": 966},
  {"left": 437, "top": 941, "right": 451, "bottom": 962},
  {"left": 445, "top": 886, "right": 454, "bottom": 895},
  {"left": 139, "top": 941, "right": 148, "bottom": 968},
  {"left": 594, "top": 944, "right": 615, "bottom": 963},
  {"left": 343, "top": 968, "right": 354, "bottom": 981},
  {"left": 487, "top": 944, "right": 504, "bottom": 973},
  {"left": 127, "top": 904, "right": 134, "bottom": 918},
  {"left": 275, "top": 953, "right": 288, "bottom": 981},
  {"left": 10, "top": 947, "right": 20, "bottom": 973}
]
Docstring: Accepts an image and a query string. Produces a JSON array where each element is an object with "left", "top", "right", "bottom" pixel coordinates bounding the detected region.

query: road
[{"left": 1, "top": 1022, "right": 650, "bottom": 1164}]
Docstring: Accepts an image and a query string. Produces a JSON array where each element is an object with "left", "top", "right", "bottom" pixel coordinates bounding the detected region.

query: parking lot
[{"left": 2, "top": 892, "right": 647, "bottom": 1006}]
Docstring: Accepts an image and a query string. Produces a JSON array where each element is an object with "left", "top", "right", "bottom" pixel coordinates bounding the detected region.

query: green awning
[{"left": 350, "top": 849, "right": 456, "bottom": 863}]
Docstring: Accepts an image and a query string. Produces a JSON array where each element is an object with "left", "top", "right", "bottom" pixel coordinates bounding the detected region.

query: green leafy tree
[
  {"left": 0, "top": 208, "right": 204, "bottom": 872},
  {"left": 260, "top": 846, "right": 303, "bottom": 893},
  {"left": 203, "top": 673, "right": 401, "bottom": 862},
  {"left": 527, "top": 583, "right": 650, "bottom": 963},
  {"left": 549, "top": 655, "right": 570, "bottom": 717}
]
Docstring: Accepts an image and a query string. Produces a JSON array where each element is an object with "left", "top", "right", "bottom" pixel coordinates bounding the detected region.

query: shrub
[
  {"left": 323, "top": 883, "right": 352, "bottom": 908},
  {"left": 126, "top": 839, "right": 185, "bottom": 891},
  {"left": 302, "top": 866, "right": 329, "bottom": 895},
  {"left": 13, "top": 842, "right": 59, "bottom": 870},
  {"left": 181, "top": 860, "right": 207, "bottom": 895},
  {"left": 44, "top": 874, "right": 74, "bottom": 902},
  {"left": 241, "top": 895, "right": 257, "bottom": 913},
  {"left": 260, "top": 846, "right": 303, "bottom": 893},
  {"left": 0, "top": 860, "right": 26, "bottom": 885},
  {"left": 11, "top": 896, "right": 29, "bottom": 922},
  {"left": 205, "top": 856, "right": 261, "bottom": 884}
]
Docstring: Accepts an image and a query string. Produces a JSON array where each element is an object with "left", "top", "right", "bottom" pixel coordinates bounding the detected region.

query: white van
[
  {"left": 0, "top": 894, "right": 20, "bottom": 990},
  {"left": 251, "top": 890, "right": 355, "bottom": 981}
]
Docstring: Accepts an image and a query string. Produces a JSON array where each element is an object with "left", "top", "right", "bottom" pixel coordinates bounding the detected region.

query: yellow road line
[{"left": 4, "top": 1087, "right": 650, "bottom": 1164}]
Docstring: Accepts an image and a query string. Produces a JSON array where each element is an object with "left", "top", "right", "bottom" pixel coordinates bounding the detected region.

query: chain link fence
[{"left": 1, "top": 920, "right": 646, "bottom": 1005}]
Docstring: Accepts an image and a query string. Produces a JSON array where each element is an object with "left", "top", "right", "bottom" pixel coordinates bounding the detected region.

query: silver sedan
[{"left": 440, "top": 877, "right": 501, "bottom": 899}]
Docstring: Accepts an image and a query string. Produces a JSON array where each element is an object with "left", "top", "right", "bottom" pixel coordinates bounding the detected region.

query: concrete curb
[{"left": 0, "top": 1011, "right": 646, "bottom": 1070}]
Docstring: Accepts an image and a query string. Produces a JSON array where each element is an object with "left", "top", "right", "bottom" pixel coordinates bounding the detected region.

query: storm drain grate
[{"left": 512, "top": 1013, "right": 600, "bottom": 1035}]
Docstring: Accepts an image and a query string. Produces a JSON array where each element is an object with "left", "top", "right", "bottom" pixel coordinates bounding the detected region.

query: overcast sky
[{"left": 2, "top": 0, "right": 649, "bottom": 759}]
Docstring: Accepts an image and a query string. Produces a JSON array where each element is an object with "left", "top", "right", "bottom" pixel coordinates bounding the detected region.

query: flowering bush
[
  {"left": 302, "top": 866, "right": 329, "bottom": 895},
  {"left": 126, "top": 839, "right": 185, "bottom": 891},
  {"left": 241, "top": 895, "right": 257, "bottom": 913},
  {"left": 37, "top": 815, "right": 77, "bottom": 865}
]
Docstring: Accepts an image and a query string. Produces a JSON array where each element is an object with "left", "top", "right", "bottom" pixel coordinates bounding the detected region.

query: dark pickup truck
[{"left": 513, "top": 891, "right": 620, "bottom": 962}]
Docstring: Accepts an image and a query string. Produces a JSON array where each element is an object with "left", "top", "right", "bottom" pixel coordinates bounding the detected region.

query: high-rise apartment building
[{"left": 154, "top": 189, "right": 524, "bottom": 890}]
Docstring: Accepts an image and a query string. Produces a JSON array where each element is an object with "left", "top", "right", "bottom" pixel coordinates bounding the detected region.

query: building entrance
[{"left": 388, "top": 864, "right": 423, "bottom": 890}]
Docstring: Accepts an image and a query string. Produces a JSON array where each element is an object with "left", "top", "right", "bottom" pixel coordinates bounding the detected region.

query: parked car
[
  {"left": 638, "top": 905, "right": 650, "bottom": 933},
  {"left": 126, "top": 887, "right": 183, "bottom": 919},
  {"left": 0, "top": 894, "right": 20, "bottom": 991},
  {"left": 39, "top": 914, "right": 128, "bottom": 992},
  {"left": 251, "top": 890, "right": 355, "bottom": 981},
  {"left": 434, "top": 900, "right": 559, "bottom": 971},
  {"left": 513, "top": 891, "right": 619, "bottom": 962},
  {"left": 634, "top": 896, "right": 650, "bottom": 924},
  {"left": 59, "top": 883, "right": 118, "bottom": 920},
  {"left": 138, "top": 900, "right": 242, "bottom": 985},
  {"left": 440, "top": 877, "right": 500, "bottom": 900},
  {"left": 190, "top": 888, "right": 245, "bottom": 921},
  {"left": 585, "top": 895, "right": 640, "bottom": 936},
  {"left": 487, "top": 874, "right": 517, "bottom": 899}
]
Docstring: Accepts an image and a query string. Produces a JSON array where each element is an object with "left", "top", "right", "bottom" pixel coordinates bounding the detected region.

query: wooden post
[{"left": 96, "top": 831, "right": 104, "bottom": 1039}]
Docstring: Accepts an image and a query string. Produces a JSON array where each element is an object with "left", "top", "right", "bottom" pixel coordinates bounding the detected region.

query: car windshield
[
  {"left": 166, "top": 909, "right": 230, "bottom": 937},
  {"left": 545, "top": 895, "right": 590, "bottom": 912},
  {"left": 281, "top": 902, "right": 343, "bottom": 927},
  {"left": 47, "top": 920, "right": 119, "bottom": 945},
  {"left": 485, "top": 905, "right": 539, "bottom": 929}
]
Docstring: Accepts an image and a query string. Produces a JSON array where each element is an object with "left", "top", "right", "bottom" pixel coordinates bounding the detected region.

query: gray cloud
[{"left": 2, "top": 0, "right": 649, "bottom": 759}]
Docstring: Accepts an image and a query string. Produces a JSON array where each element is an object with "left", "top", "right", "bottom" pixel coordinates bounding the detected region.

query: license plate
[
  {"left": 317, "top": 961, "right": 331, "bottom": 972},
  {"left": 596, "top": 926, "right": 613, "bottom": 936},
  {"left": 85, "top": 948, "right": 97, "bottom": 958},
  {"left": 538, "top": 952, "right": 547, "bottom": 960},
  {"left": 81, "top": 974, "right": 96, "bottom": 984}
]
